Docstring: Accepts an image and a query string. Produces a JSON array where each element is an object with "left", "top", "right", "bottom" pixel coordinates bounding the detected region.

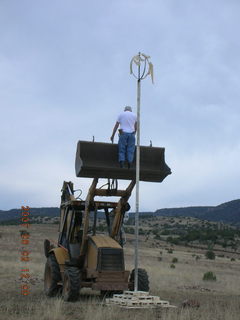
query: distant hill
[
  {"left": 154, "top": 199, "right": 240, "bottom": 224},
  {"left": 0, "top": 207, "right": 59, "bottom": 222},
  {"left": 1, "top": 199, "right": 240, "bottom": 225}
]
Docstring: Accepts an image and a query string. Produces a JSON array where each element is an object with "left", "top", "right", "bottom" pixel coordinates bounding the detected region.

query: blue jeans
[{"left": 118, "top": 132, "right": 135, "bottom": 163}]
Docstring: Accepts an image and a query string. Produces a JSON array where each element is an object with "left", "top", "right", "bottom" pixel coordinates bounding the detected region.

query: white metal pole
[
  {"left": 130, "top": 52, "right": 153, "bottom": 292},
  {"left": 134, "top": 55, "right": 141, "bottom": 291}
]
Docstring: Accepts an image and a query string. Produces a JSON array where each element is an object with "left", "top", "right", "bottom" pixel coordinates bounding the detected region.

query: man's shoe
[
  {"left": 119, "top": 161, "right": 124, "bottom": 168},
  {"left": 127, "top": 162, "right": 132, "bottom": 169}
]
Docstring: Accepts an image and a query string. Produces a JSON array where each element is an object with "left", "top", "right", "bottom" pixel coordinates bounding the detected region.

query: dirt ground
[{"left": 0, "top": 224, "right": 240, "bottom": 320}]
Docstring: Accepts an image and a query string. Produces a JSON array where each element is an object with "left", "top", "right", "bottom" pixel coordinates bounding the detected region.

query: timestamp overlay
[{"left": 19, "top": 206, "right": 31, "bottom": 296}]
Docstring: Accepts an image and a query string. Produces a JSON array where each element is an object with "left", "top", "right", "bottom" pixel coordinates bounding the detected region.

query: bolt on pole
[{"left": 130, "top": 53, "right": 154, "bottom": 291}]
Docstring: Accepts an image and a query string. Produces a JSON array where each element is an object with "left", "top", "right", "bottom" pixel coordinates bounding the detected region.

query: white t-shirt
[{"left": 117, "top": 111, "right": 137, "bottom": 133}]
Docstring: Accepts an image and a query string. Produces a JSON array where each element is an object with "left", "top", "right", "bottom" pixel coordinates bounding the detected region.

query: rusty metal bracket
[
  {"left": 79, "top": 178, "right": 98, "bottom": 256},
  {"left": 110, "top": 180, "right": 136, "bottom": 241}
]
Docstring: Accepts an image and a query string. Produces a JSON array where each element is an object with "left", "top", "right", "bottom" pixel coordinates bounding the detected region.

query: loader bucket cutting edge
[{"left": 75, "top": 141, "right": 171, "bottom": 182}]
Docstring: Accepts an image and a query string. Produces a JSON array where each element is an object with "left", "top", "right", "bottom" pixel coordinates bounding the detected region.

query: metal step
[{"left": 75, "top": 140, "right": 171, "bottom": 182}]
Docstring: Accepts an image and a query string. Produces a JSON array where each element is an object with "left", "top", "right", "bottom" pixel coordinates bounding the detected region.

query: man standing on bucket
[{"left": 110, "top": 106, "right": 137, "bottom": 168}]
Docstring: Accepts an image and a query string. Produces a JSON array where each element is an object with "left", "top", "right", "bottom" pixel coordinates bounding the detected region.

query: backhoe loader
[{"left": 44, "top": 141, "right": 171, "bottom": 301}]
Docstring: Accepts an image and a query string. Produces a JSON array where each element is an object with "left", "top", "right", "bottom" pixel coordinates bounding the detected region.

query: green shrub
[
  {"left": 172, "top": 257, "right": 178, "bottom": 263},
  {"left": 205, "top": 250, "right": 215, "bottom": 260},
  {"left": 195, "top": 255, "right": 201, "bottom": 261},
  {"left": 167, "top": 248, "right": 173, "bottom": 254},
  {"left": 170, "top": 264, "right": 175, "bottom": 269},
  {"left": 203, "top": 271, "right": 216, "bottom": 281},
  {"left": 161, "top": 230, "right": 171, "bottom": 235},
  {"left": 231, "top": 257, "right": 235, "bottom": 261}
]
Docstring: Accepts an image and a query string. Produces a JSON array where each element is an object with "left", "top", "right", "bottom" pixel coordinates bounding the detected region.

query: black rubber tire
[
  {"left": 129, "top": 268, "right": 149, "bottom": 292},
  {"left": 44, "top": 239, "right": 50, "bottom": 258},
  {"left": 62, "top": 267, "right": 81, "bottom": 302},
  {"left": 44, "top": 254, "right": 62, "bottom": 297}
]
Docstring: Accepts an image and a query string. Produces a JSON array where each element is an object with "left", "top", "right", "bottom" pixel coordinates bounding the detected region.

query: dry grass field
[{"left": 0, "top": 224, "right": 240, "bottom": 320}]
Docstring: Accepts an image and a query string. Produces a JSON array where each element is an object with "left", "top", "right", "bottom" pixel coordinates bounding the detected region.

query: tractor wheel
[
  {"left": 44, "top": 239, "right": 50, "bottom": 258},
  {"left": 62, "top": 267, "right": 81, "bottom": 302},
  {"left": 44, "top": 254, "right": 62, "bottom": 297},
  {"left": 129, "top": 268, "right": 149, "bottom": 292}
]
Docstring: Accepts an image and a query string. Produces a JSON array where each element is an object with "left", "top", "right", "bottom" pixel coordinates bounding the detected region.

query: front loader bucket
[{"left": 75, "top": 141, "right": 171, "bottom": 182}]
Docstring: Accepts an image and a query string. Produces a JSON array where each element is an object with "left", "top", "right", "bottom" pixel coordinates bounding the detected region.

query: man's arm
[
  {"left": 134, "top": 121, "right": 137, "bottom": 133},
  {"left": 110, "top": 121, "right": 119, "bottom": 142}
]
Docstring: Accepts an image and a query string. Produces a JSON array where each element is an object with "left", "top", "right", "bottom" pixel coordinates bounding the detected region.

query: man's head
[{"left": 124, "top": 106, "right": 132, "bottom": 112}]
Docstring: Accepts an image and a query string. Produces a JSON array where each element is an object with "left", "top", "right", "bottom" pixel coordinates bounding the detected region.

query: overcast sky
[{"left": 0, "top": 0, "right": 240, "bottom": 211}]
